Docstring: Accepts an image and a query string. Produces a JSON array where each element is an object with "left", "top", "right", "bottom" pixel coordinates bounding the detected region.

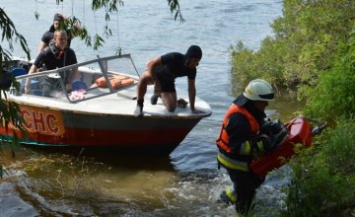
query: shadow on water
[{"left": 20, "top": 145, "right": 176, "bottom": 172}]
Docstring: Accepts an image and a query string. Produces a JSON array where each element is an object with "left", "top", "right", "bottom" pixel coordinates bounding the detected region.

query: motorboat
[{"left": 1, "top": 54, "right": 212, "bottom": 155}]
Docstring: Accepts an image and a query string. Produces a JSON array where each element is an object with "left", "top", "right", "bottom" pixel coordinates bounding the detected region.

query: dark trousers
[{"left": 226, "top": 168, "right": 265, "bottom": 215}]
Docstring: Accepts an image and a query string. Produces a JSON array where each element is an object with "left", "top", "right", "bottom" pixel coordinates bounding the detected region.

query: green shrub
[
  {"left": 304, "top": 31, "right": 355, "bottom": 121},
  {"left": 281, "top": 118, "right": 355, "bottom": 216},
  {"left": 230, "top": 0, "right": 355, "bottom": 95}
]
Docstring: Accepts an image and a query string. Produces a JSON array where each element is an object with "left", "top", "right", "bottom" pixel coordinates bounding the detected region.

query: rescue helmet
[{"left": 243, "top": 79, "right": 274, "bottom": 101}]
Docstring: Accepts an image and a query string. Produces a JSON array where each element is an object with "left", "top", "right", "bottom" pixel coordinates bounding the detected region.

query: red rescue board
[{"left": 250, "top": 116, "right": 313, "bottom": 177}]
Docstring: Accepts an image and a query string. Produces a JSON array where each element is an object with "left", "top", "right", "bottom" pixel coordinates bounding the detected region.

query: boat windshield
[{"left": 11, "top": 54, "right": 139, "bottom": 103}]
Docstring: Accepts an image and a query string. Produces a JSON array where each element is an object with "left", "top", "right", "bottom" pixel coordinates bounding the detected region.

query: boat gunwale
[
  {"left": 9, "top": 53, "right": 212, "bottom": 119},
  {"left": 15, "top": 99, "right": 212, "bottom": 119},
  {"left": 15, "top": 54, "right": 135, "bottom": 80},
  {"left": 12, "top": 54, "right": 140, "bottom": 104}
]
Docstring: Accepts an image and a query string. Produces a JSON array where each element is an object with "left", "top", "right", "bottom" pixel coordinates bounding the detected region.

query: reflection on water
[{"left": 25, "top": 146, "right": 176, "bottom": 172}]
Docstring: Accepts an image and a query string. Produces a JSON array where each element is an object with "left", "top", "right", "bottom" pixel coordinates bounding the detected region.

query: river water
[{"left": 0, "top": 0, "right": 300, "bottom": 216}]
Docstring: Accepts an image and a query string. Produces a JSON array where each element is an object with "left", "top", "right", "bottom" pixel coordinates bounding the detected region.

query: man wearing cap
[
  {"left": 26, "top": 30, "right": 78, "bottom": 97},
  {"left": 38, "top": 13, "right": 81, "bottom": 53},
  {"left": 135, "top": 45, "right": 204, "bottom": 116},
  {"left": 216, "top": 79, "right": 281, "bottom": 215}
]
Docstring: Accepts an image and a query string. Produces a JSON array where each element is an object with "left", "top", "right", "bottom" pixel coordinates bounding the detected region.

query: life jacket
[
  {"left": 44, "top": 42, "right": 69, "bottom": 84},
  {"left": 95, "top": 75, "right": 135, "bottom": 89},
  {"left": 48, "top": 41, "right": 66, "bottom": 60},
  {"left": 216, "top": 104, "right": 260, "bottom": 171}
]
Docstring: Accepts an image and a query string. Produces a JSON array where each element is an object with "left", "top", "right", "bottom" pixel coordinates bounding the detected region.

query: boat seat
[
  {"left": 11, "top": 68, "right": 40, "bottom": 90},
  {"left": 31, "top": 89, "right": 43, "bottom": 96},
  {"left": 72, "top": 80, "right": 88, "bottom": 91},
  {"left": 12, "top": 68, "right": 27, "bottom": 77}
]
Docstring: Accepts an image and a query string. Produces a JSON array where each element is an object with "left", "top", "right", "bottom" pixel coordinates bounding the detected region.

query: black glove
[
  {"left": 257, "top": 135, "right": 277, "bottom": 152},
  {"left": 270, "top": 127, "right": 288, "bottom": 149},
  {"left": 257, "top": 126, "right": 289, "bottom": 152},
  {"left": 260, "top": 119, "right": 284, "bottom": 136}
]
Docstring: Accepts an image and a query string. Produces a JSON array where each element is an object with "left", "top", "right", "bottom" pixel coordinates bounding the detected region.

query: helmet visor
[{"left": 259, "top": 93, "right": 274, "bottom": 100}]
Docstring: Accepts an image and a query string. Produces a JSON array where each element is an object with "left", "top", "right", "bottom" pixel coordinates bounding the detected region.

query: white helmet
[{"left": 243, "top": 79, "right": 274, "bottom": 101}]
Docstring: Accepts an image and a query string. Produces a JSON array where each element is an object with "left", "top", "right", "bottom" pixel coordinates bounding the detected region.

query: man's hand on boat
[
  {"left": 24, "top": 79, "right": 31, "bottom": 94},
  {"left": 66, "top": 83, "right": 72, "bottom": 92},
  {"left": 191, "top": 108, "right": 205, "bottom": 114},
  {"left": 177, "top": 98, "right": 205, "bottom": 114}
]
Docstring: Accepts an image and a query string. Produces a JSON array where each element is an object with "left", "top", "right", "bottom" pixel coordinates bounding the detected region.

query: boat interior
[{"left": 7, "top": 55, "right": 140, "bottom": 103}]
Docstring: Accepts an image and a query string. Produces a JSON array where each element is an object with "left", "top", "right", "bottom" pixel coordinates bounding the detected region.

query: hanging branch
[
  {"left": 0, "top": 7, "right": 30, "bottom": 131},
  {"left": 54, "top": 0, "right": 183, "bottom": 50},
  {"left": 0, "top": 8, "right": 31, "bottom": 60},
  {"left": 167, "top": 0, "right": 185, "bottom": 22}
]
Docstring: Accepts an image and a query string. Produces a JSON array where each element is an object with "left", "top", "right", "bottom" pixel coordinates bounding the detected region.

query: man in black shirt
[
  {"left": 38, "top": 13, "right": 81, "bottom": 53},
  {"left": 25, "top": 30, "right": 78, "bottom": 97},
  {"left": 135, "top": 45, "right": 203, "bottom": 116}
]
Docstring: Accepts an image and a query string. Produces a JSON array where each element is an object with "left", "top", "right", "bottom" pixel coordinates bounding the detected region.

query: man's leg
[
  {"left": 150, "top": 81, "right": 162, "bottom": 105},
  {"left": 135, "top": 71, "right": 154, "bottom": 116},
  {"left": 161, "top": 92, "right": 177, "bottom": 112},
  {"left": 227, "top": 169, "right": 264, "bottom": 215},
  {"left": 158, "top": 76, "right": 177, "bottom": 112}
]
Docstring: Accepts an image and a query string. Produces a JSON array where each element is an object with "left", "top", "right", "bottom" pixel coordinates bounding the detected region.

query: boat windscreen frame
[{"left": 13, "top": 54, "right": 139, "bottom": 104}]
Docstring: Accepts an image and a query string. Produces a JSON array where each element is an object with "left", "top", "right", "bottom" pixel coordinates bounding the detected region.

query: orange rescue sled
[
  {"left": 95, "top": 75, "right": 135, "bottom": 89},
  {"left": 250, "top": 116, "right": 326, "bottom": 177}
]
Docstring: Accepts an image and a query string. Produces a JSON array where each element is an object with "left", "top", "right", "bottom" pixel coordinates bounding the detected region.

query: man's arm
[
  {"left": 227, "top": 113, "right": 252, "bottom": 154},
  {"left": 60, "top": 13, "right": 82, "bottom": 37},
  {"left": 65, "top": 51, "right": 79, "bottom": 91},
  {"left": 38, "top": 41, "right": 47, "bottom": 53},
  {"left": 24, "top": 64, "right": 39, "bottom": 94},
  {"left": 65, "top": 67, "right": 79, "bottom": 91},
  {"left": 188, "top": 78, "right": 204, "bottom": 113},
  {"left": 146, "top": 57, "right": 162, "bottom": 75},
  {"left": 188, "top": 78, "right": 196, "bottom": 110},
  {"left": 68, "top": 68, "right": 79, "bottom": 84}
]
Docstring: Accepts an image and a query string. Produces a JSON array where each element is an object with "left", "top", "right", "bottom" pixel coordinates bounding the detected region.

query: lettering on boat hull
[{"left": 20, "top": 105, "right": 65, "bottom": 136}]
